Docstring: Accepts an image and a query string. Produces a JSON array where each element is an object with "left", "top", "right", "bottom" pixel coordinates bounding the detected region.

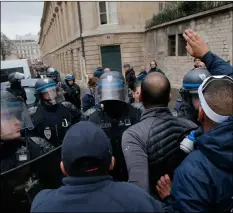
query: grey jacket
[{"left": 122, "top": 107, "right": 197, "bottom": 194}]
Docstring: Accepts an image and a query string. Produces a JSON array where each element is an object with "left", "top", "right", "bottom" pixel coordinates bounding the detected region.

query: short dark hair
[
  {"left": 133, "top": 80, "right": 142, "bottom": 92},
  {"left": 204, "top": 79, "right": 233, "bottom": 117},
  {"left": 141, "top": 72, "right": 171, "bottom": 107}
]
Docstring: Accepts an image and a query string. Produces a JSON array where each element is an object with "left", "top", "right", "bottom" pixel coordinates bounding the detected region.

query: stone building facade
[
  {"left": 13, "top": 34, "right": 40, "bottom": 61},
  {"left": 144, "top": 3, "right": 233, "bottom": 88},
  {"left": 39, "top": 1, "right": 162, "bottom": 82},
  {"left": 39, "top": 2, "right": 233, "bottom": 87}
]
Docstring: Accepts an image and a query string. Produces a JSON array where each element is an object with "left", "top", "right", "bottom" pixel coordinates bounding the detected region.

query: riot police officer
[
  {"left": 6, "top": 72, "right": 27, "bottom": 104},
  {"left": 63, "top": 74, "right": 81, "bottom": 109},
  {"left": 87, "top": 71, "right": 141, "bottom": 181},
  {"left": 47, "top": 67, "right": 60, "bottom": 83},
  {"left": 0, "top": 90, "right": 56, "bottom": 211},
  {"left": 173, "top": 68, "right": 211, "bottom": 124},
  {"left": 28, "top": 78, "right": 82, "bottom": 147}
]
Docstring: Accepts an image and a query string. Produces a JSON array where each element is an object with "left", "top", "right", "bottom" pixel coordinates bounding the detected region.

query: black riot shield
[{"left": 0, "top": 146, "right": 62, "bottom": 212}]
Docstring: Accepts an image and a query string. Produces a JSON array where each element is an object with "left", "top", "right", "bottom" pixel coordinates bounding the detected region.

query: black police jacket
[
  {"left": 63, "top": 83, "right": 81, "bottom": 109},
  {"left": 173, "top": 99, "right": 201, "bottom": 126},
  {"left": 28, "top": 102, "right": 82, "bottom": 147},
  {"left": 0, "top": 137, "right": 54, "bottom": 174},
  {"left": 0, "top": 137, "right": 59, "bottom": 212},
  {"left": 87, "top": 104, "right": 141, "bottom": 181}
]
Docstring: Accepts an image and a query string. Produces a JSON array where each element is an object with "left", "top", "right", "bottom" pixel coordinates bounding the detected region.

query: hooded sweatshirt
[{"left": 170, "top": 116, "right": 233, "bottom": 212}]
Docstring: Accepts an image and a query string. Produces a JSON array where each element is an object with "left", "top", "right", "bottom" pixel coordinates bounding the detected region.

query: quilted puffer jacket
[{"left": 122, "top": 107, "right": 197, "bottom": 194}]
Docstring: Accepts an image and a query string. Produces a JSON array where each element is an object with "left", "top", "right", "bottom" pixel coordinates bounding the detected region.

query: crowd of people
[{"left": 1, "top": 29, "right": 232, "bottom": 212}]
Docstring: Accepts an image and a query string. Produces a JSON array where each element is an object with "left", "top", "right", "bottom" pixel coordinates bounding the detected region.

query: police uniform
[
  {"left": 28, "top": 78, "right": 82, "bottom": 147},
  {"left": 173, "top": 68, "right": 211, "bottom": 125},
  {"left": 63, "top": 74, "right": 81, "bottom": 109},
  {"left": 87, "top": 71, "right": 141, "bottom": 181},
  {"left": 0, "top": 90, "right": 56, "bottom": 212}
]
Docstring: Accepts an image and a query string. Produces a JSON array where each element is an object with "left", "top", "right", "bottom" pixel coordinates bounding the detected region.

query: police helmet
[
  {"left": 1, "top": 90, "right": 34, "bottom": 139},
  {"left": 65, "top": 74, "right": 75, "bottom": 81},
  {"left": 8, "top": 72, "right": 25, "bottom": 84},
  {"left": 47, "top": 67, "right": 57, "bottom": 77},
  {"left": 180, "top": 68, "right": 211, "bottom": 102},
  {"left": 95, "top": 71, "right": 128, "bottom": 104},
  {"left": 35, "top": 78, "right": 60, "bottom": 105}
]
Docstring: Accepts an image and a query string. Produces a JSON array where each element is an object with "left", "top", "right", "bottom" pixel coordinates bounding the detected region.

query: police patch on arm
[
  {"left": 61, "top": 101, "right": 77, "bottom": 111},
  {"left": 28, "top": 106, "right": 38, "bottom": 115}
]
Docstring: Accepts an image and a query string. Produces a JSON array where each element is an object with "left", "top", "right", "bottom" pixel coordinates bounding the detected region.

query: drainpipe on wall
[
  {"left": 77, "top": 1, "right": 88, "bottom": 85},
  {"left": 77, "top": 1, "right": 85, "bottom": 58}
]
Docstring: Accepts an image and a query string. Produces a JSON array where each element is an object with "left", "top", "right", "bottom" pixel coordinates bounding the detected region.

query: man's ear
[
  {"left": 139, "top": 92, "right": 143, "bottom": 103},
  {"left": 198, "top": 106, "right": 204, "bottom": 123},
  {"left": 109, "top": 157, "right": 115, "bottom": 171},
  {"left": 168, "top": 93, "right": 172, "bottom": 103},
  {"left": 60, "top": 161, "right": 68, "bottom": 176}
]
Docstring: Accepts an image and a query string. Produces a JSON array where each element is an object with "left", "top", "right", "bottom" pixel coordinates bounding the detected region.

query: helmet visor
[
  {"left": 1, "top": 97, "right": 34, "bottom": 138},
  {"left": 14, "top": 72, "right": 25, "bottom": 82},
  {"left": 95, "top": 79, "right": 129, "bottom": 104},
  {"left": 40, "top": 85, "right": 64, "bottom": 105}
]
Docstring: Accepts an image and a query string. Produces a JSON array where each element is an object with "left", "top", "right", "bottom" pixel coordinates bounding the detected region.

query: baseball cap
[{"left": 62, "top": 121, "right": 112, "bottom": 176}]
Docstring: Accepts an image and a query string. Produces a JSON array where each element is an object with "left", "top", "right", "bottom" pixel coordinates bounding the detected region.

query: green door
[{"left": 101, "top": 45, "right": 122, "bottom": 73}]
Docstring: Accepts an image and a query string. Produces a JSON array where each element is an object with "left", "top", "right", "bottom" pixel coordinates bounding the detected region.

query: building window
[
  {"left": 168, "top": 35, "right": 176, "bottom": 56},
  {"left": 99, "top": 1, "right": 118, "bottom": 25},
  {"left": 168, "top": 34, "right": 187, "bottom": 56},
  {"left": 178, "top": 34, "right": 187, "bottom": 56},
  {"left": 159, "top": 2, "right": 165, "bottom": 11}
]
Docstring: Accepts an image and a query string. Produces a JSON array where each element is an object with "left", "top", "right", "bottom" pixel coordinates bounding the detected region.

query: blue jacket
[
  {"left": 31, "top": 175, "right": 164, "bottom": 212},
  {"left": 136, "top": 71, "right": 147, "bottom": 81},
  {"left": 170, "top": 110, "right": 233, "bottom": 212},
  {"left": 202, "top": 51, "right": 233, "bottom": 78}
]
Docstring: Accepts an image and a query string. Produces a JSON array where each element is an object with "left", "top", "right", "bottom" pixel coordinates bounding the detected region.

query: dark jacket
[
  {"left": 29, "top": 102, "right": 82, "bottom": 147},
  {"left": 0, "top": 137, "right": 54, "bottom": 173},
  {"left": 122, "top": 107, "right": 197, "bottom": 194},
  {"left": 88, "top": 104, "right": 142, "bottom": 181},
  {"left": 93, "top": 68, "right": 104, "bottom": 78},
  {"left": 148, "top": 67, "right": 165, "bottom": 75},
  {"left": 136, "top": 71, "right": 147, "bottom": 81},
  {"left": 125, "top": 68, "right": 136, "bottom": 90},
  {"left": 82, "top": 88, "right": 96, "bottom": 112},
  {"left": 31, "top": 175, "right": 164, "bottom": 212},
  {"left": 63, "top": 83, "right": 81, "bottom": 109},
  {"left": 170, "top": 116, "right": 233, "bottom": 212}
]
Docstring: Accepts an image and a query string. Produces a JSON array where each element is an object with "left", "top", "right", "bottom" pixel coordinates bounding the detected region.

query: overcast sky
[{"left": 1, "top": 1, "right": 44, "bottom": 39}]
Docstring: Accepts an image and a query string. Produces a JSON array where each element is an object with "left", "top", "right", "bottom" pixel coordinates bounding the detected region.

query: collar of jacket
[
  {"left": 62, "top": 175, "right": 113, "bottom": 186},
  {"left": 196, "top": 115, "right": 233, "bottom": 171},
  {"left": 141, "top": 107, "right": 171, "bottom": 121}
]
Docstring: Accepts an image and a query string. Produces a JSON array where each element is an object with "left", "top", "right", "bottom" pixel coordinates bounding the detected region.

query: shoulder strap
[{"left": 29, "top": 137, "right": 55, "bottom": 152}]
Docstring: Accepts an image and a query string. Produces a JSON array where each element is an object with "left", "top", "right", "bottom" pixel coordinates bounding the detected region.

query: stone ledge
[
  {"left": 146, "top": 3, "right": 233, "bottom": 32},
  {"left": 82, "top": 26, "right": 145, "bottom": 38}
]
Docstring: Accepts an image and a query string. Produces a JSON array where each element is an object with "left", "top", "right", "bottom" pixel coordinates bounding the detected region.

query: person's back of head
[
  {"left": 132, "top": 80, "right": 142, "bottom": 103},
  {"left": 104, "top": 68, "right": 111, "bottom": 73},
  {"left": 198, "top": 76, "right": 233, "bottom": 132},
  {"left": 140, "top": 72, "right": 171, "bottom": 108},
  {"left": 87, "top": 77, "right": 98, "bottom": 88}
]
